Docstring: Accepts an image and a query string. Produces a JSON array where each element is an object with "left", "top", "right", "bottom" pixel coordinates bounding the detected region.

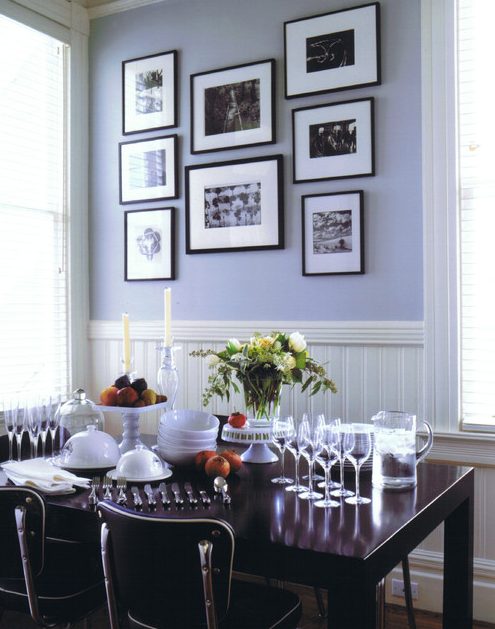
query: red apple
[
  {"left": 204, "top": 455, "right": 230, "bottom": 478},
  {"left": 195, "top": 450, "right": 217, "bottom": 472},
  {"left": 220, "top": 449, "right": 242, "bottom": 473},
  {"left": 116, "top": 386, "right": 139, "bottom": 407},
  {"left": 100, "top": 386, "right": 118, "bottom": 406},
  {"left": 228, "top": 411, "right": 247, "bottom": 428}
]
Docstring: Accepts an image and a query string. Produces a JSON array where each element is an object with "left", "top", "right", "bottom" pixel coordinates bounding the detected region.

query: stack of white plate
[{"left": 156, "top": 409, "right": 219, "bottom": 466}]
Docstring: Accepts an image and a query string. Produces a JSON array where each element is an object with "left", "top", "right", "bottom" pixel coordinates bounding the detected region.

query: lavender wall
[{"left": 89, "top": 0, "right": 422, "bottom": 321}]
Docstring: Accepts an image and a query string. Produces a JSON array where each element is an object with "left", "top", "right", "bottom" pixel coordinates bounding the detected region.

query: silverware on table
[
  {"left": 213, "top": 476, "right": 231, "bottom": 504},
  {"left": 116, "top": 477, "right": 127, "bottom": 504},
  {"left": 102, "top": 474, "right": 113, "bottom": 500},
  {"left": 88, "top": 476, "right": 100, "bottom": 507},
  {"left": 199, "top": 490, "right": 211, "bottom": 506},
  {"left": 184, "top": 482, "right": 198, "bottom": 505},
  {"left": 171, "top": 482, "right": 184, "bottom": 506},
  {"left": 144, "top": 483, "right": 156, "bottom": 508},
  {"left": 130, "top": 486, "right": 143, "bottom": 508},
  {"left": 158, "top": 482, "right": 171, "bottom": 507}
]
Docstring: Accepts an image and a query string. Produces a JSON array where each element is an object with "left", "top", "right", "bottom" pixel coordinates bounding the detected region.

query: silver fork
[
  {"left": 102, "top": 474, "right": 113, "bottom": 500},
  {"left": 88, "top": 476, "right": 100, "bottom": 507},
  {"left": 116, "top": 477, "right": 127, "bottom": 504}
]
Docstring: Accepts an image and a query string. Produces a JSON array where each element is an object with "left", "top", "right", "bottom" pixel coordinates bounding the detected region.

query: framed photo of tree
[
  {"left": 122, "top": 50, "right": 177, "bottom": 135},
  {"left": 125, "top": 207, "right": 176, "bottom": 281},
  {"left": 119, "top": 134, "right": 178, "bottom": 204},
  {"left": 284, "top": 2, "right": 380, "bottom": 98},
  {"left": 302, "top": 190, "right": 364, "bottom": 276},
  {"left": 185, "top": 155, "right": 284, "bottom": 254},
  {"left": 190, "top": 59, "right": 275, "bottom": 154}
]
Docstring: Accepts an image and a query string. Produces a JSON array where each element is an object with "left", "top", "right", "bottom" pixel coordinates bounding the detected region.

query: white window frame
[{"left": 0, "top": 0, "right": 90, "bottom": 393}]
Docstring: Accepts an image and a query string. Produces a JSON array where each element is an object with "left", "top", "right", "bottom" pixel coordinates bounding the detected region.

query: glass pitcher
[{"left": 371, "top": 411, "right": 433, "bottom": 491}]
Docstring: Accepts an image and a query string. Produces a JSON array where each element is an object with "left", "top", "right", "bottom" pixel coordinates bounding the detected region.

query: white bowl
[
  {"left": 158, "top": 424, "right": 219, "bottom": 442},
  {"left": 159, "top": 409, "right": 219, "bottom": 436},
  {"left": 115, "top": 445, "right": 164, "bottom": 479},
  {"left": 58, "top": 425, "right": 120, "bottom": 468},
  {"left": 157, "top": 437, "right": 217, "bottom": 453},
  {"left": 157, "top": 430, "right": 217, "bottom": 447},
  {"left": 157, "top": 445, "right": 198, "bottom": 467}
]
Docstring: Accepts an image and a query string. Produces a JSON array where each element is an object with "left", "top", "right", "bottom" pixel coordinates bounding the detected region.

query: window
[{"left": 0, "top": 14, "right": 69, "bottom": 401}]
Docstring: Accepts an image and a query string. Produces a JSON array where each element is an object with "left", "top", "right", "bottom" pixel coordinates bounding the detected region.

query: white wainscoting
[{"left": 88, "top": 319, "right": 495, "bottom": 623}]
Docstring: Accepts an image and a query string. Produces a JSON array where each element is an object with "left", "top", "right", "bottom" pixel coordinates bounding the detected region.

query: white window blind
[
  {"left": 458, "top": 0, "right": 495, "bottom": 428},
  {"left": 0, "top": 14, "right": 69, "bottom": 402}
]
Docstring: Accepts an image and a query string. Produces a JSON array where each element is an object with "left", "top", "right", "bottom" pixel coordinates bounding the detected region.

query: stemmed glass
[
  {"left": 2, "top": 401, "right": 16, "bottom": 463},
  {"left": 14, "top": 403, "right": 28, "bottom": 462},
  {"left": 48, "top": 395, "right": 62, "bottom": 455},
  {"left": 314, "top": 421, "right": 340, "bottom": 508},
  {"left": 298, "top": 416, "right": 323, "bottom": 501},
  {"left": 302, "top": 413, "right": 325, "bottom": 482},
  {"left": 37, "top": 397, "right": 51, "bottom": 458},
  {"left": 285, "top": 416, "right": 308, "bottom": 493},
  {"left": 330, "top": 424, "right": 355, "bottom": 499},
  {"left": 343, "top": 424, "right": 372, "bottom": 505},
  {"left": 28, "top": 402, "right": 41, "bottom": 458},
  {"left": 271, "top": 415, "right": 294, "bottom": 485}
]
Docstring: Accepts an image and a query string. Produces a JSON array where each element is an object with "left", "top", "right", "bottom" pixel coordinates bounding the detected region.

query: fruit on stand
[
  {"left": 204, "top": 455, "right": 230, "bottom": 478},
  {"left": 228, "top": 411, "right": 247, "bottom": 428},
  {"left": 99, "top": 386, "right": 119, "bottom": 406},
  {"left": 130, "top": 378, "right": 148, "bottom": 394},
  {"left": 194, "top": 450, "right": 217, "bottom": 472},
  {"left": 116, "top": 386, "right": 139, "bottom": 407},
  {"left": 99, "top": 376, "right": 166, "bottom": 408},
  {"left": 219, "top": 449, "right": 242, "bottom": 473}
]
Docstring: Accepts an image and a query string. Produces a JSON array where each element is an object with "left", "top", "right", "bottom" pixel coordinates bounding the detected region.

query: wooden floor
[{"left": 1, "top": 584, "right": 494, "bottom": 628}]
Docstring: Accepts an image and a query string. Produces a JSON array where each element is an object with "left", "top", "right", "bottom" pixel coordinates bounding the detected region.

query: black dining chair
[
  {"left": 0, "top": 486, "right": 106, "bottom": 627},
  {"left": 97, "top": 500, "right": 302, "bottom": 629}
]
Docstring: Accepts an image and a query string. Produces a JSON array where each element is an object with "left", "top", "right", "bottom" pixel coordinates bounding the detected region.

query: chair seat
[{"left": 128, "top": 579, "right": 302, "bottom": 629}]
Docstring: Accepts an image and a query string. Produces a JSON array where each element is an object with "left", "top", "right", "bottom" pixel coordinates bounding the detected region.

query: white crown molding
[
  {"left": 88, "top": 319, "right": 425, "bottom": 346},
  {"left": 88, "top": 0, "right": 168, "bottom": 19}
]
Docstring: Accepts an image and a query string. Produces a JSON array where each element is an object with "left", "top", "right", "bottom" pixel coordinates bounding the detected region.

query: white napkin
[{"left": 2, "top": 459, "right": 90, "bottom": 495}]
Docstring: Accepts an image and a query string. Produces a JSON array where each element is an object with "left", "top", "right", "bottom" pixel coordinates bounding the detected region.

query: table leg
[
  {"left": 443, "top": 494, "right": 474, "bottom": 629},
  {"left": 327, "top": 577, "right": 377, "bottom": 629}
]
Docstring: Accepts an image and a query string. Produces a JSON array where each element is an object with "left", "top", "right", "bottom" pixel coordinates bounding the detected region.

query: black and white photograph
[
  {"left": 302, "top": 190, "right": 364, "bottom": 275},
  {"left": 293, "top": 98, "right": 374, "bottom": 183},
  {"left": 123, "top": 50, "right": 177, "bottom": 134},
  {"left": 186, "top": 155, "right": 283, "bottom": 253},
  {"left": 119, "top": 135, "right": 178, "bottom": 204},
  {"left": 285, "top": 3, "right": 380, "bottom": 98},
  {"left": 125, "top": 207, "right": 175, "bottom": 281},
  {"left": 191, "top": 59, "right": 275, "bottom": 153}
]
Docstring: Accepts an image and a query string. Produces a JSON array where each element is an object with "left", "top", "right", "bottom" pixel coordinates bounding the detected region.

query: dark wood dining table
[{"left": 0, "top": 433, "right": 474, "bottom": 629}]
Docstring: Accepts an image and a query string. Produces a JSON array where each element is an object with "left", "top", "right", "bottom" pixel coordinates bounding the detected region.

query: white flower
[
  {"left": 208, "top": 354, "right": 221, "bottom": 367},
  {"left": 227, "top": 338, "right": 243, "bottom": 352},
  {"left": 289, "top": 331, "right": 307, "bottom": 353}
]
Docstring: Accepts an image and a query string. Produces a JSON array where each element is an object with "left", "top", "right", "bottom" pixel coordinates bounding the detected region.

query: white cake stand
[
  {"left": 97, "top": 401, "right": 168, "bottom": 454},
  {"left": 221, "top": 421, "right": 278, "bottom": 464}
]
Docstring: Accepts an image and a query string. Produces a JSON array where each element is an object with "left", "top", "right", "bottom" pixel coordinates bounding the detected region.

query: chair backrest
[
  {"left": 0, "top": 486, "right": 45, "bottom": 579},
  {"left": 98, "top": 501, "right": 235, "bottom": 629}
]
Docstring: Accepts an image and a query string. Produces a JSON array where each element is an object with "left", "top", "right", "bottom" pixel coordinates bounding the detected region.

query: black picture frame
[
  {"left": 119, "top": 134, "right": 178, "bottom": 204},
  {"left": 185, "top": 154, "right": 284, "bottom": 254},
  {"left": 292, "top": 97, "right": 374, "bottom": 183},
  {"left": 190, "top": 59, "right": 276, "bottom": 154},
  {"left": 284, "top": 2, "right": 380, "bottom": 99},
  {"left": 125, "top": 207, "right": 176, "bottom": 281},
  {"left": 302, "top": 190, "right": 364, "bottom": 276},
  {"left": 122, "top": 50, "right": 177, "bottom": 135}
]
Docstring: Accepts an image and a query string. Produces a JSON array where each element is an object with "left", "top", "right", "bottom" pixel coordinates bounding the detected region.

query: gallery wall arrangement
[{"left": 116, "top": 1, "right": 381, "bottom": 282}]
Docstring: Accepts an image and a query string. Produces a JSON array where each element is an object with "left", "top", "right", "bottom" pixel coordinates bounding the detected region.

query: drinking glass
[
  {"left": 285, "top": 416, "right": 308, "bottom": 493},
  {"left": 38, "top": 397, "right": 51, "bottom": 458},
  {"left": 302, "top": 412, "right": 325, "bottom": 482},
  {"left": 14, "top": 403, "right": 28, "bottom": 462},
  {"left": 298, "top": 417, "right": 323, "bottom": 501},
  {"left": 343, "top": 424, "right": 372, "bottom": 505},
  {"left": 314, "top": 421, "right": 340, "bottom": 508},
  {"left": 28, "top": 402, "right": 41, "bottom": 458},
  {"left": 2, "top": 401, "right": 16, "bottom": 462},
  {"left": 271, "top": 415, "right": 294, "bottom": 485},
  {"left": 48, "top": 395, "right": 62, "bottom": 455},
  {"left": 330, "top": 423, "right": 355, "bottom": 499}
]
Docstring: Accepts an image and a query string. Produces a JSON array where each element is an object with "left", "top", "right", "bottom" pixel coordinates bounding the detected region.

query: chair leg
[
  {"left": 376, "top": 578, "right": 386, "bottom": 629},
  {"left": 313, "top": 586, "right": 327, "bottom": 618},
  {"left": 402, "top": 557, "right": 417, "bottom": 629}
]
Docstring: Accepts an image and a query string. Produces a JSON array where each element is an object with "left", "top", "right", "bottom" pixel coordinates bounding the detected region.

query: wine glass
[
  {"left": 38, "top": 397, "right": 51, "bottom": 458},
  {"left": 2, "top": 401, "right": 16, "bottom": 462},
  {"left": 28, "top": 402, "right": 41, "bottom": 458},
  {"left": 48, "top": 395, "right": 62, "bottom": 455},
  {"left": 343, "top": 424, "right": 372, "bottom": 505},
  {"left": 314, "top": 421, "right": 340, "bottom": 508},
  {"left": 330, "top": 424, "right": 355, "bottom": 499},
  {"left": 297, "top": 417, "right": 323, "bottom": 501},
  {"left": 302, "top": 412, "right": 325, "bottom": 482},
  {"left": 271, "top": 415, "right": 294, "bottom": 485},
  {"left": 14, "top": 403, "right": 28, "bottom": 462},
  {"left": 285, "top": 416, "right": 308, "bottom": 493}
]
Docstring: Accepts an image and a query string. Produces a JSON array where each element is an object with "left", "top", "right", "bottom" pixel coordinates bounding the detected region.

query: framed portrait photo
[
  {"left": 122, "top": 50, "right": 177, "bottom": 134},
  {"left": 190, "top": 59, "right": 275, "bottom": 154},
  {"left": 119, "top": 134, "right": 178, "bottom": 204},
  {"left": 185, "top": 154, "right": 284, "bottom": 254},
  {"left": 292, "top": 97, "right": 374, "bottom": 183},
  {"left": 284, "top": 2, "right": 380, "bottom": 98},
  {"left": 302, "top": 190, "right": 364, "bottom": 276},
  {"left": 125, "top": 207, "right": 176, "bottom": 281}
]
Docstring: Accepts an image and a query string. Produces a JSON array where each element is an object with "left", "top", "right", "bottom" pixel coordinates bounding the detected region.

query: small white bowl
[
  {"left": 157, "top": 431, "right": 217, "bottom": 448},
  {"left": 58, "top": 425, "right": 120, "bottom": 469},
  {"left": 157, "top": 438, "right": 217, "bottom": 453},
  {"left": 115, "top": 445, "right": 164, "bottom": 479},
  {"left": 160, "top": 409, "right": 219, "bottom": 435},
  {"left": 158, "top": 424, "right": 218, "bottom": 442},
  {"left": 157, "top": 445, "right": 197, "bottom": 467}
]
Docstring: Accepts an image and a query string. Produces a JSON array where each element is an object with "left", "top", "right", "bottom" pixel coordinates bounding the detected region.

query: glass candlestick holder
[
  {"left": 119, "top": 357, "right": 137, "bottom": 383},
  {"left": 156, "top": 343, "right": 180, "bottom": 411}
]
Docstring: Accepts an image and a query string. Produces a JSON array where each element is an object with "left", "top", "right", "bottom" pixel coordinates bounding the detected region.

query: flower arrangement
[{"left": 190, "top": 331, "right": 337, "bottom": 422}]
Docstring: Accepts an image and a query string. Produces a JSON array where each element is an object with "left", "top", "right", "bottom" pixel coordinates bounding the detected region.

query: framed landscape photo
[
  {"left": 122, "top": 50, "right": 177, "bottom": 134},
  {"left": 125, "top": 207, "right": 175, "bottom": 281},
  {"left": 302, "top": 190, "right": 364, "bottom": 276},
  {"left": 119, "top": 134, "right": 178, "bottom": 204},
  {"left": 292, "top": 97, "right": 374, "bottom": 183},
  {"left": 190, "top": 59, "right": 275, "bottom": 154},
  {"left": 185, "top": 154, "right": 284, "bottom": 254},
  {"left": 284, "top": 2, "right": 380, "bottom": 98}
]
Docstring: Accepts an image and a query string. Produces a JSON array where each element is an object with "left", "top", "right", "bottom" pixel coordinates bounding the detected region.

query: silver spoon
[{"left": 213, "top": 476, "right": 231, "bottom": 504}]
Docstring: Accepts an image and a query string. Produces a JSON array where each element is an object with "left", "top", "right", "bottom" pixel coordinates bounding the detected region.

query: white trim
[
  {"left": 421, "top": 0, "right": 459, "bottom": 434},
  {"left": 3, "top": 0, "right": 71, "bottom": 28},
  {"left": 88, "top": 320, "right": 424, "bottom": 346},
  {"left": 88, "top": 0, "right": 166, "bottom": 19}
]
